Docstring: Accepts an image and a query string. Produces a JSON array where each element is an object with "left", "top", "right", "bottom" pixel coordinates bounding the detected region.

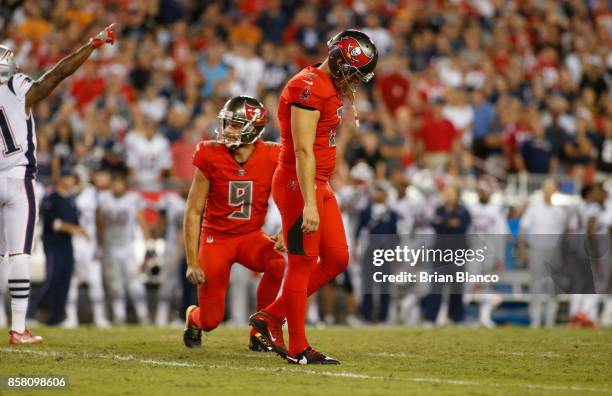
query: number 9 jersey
[{"left": 192, "top": 139, "right": 280, "bottom": 238}]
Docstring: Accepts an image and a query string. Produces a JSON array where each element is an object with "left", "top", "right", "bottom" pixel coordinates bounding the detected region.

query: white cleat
[
  {"left": 94, "top": 319, "right": 112, "bottom": 328},
  {"left": 60, "top": 319, "right": 78, "bottom": 329}
]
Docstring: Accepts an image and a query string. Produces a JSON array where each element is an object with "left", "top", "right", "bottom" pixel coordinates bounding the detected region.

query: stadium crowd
[{"left": 0, "top": 0, "right": 611, "bottom": 329}]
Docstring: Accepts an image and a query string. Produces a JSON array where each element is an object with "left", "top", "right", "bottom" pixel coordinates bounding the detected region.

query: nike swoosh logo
[
  {"left": 270, "top": 333, "right": 277, "bottom": 342},
  {"left": 298, "top": 356, "right": 308, "bottom": 364},
  {"left": 302, "top": 80, "right": 313, "bottom": 85}
]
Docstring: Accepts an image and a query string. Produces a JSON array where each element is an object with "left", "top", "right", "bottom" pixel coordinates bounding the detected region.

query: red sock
[
  {"left": 281, "top": 253, "right": 317, "bottom": 356},
  {"left": 252, "top": 257, "right": 284, "bottom": 337},
  {"left": 256, "top": 256, "right": 285, "bottom": 311}
]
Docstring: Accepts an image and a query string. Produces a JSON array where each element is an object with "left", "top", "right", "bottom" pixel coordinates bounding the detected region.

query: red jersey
[
  {"left": 277, "top": 65, "right": 344, "bottom": 183},
  {"left": 192, "top": 139, "right": 280, "bottom": 237}
]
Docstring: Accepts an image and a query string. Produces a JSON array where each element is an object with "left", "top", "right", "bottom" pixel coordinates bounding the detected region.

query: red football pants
[
  {"left": 188, "top": 230, "right": 285, "bottom": 333},
  {"left": 265, "top": 166, "right": 349, "bottom": 355}
]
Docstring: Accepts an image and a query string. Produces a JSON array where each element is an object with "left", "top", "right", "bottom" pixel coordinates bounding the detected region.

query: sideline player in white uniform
[
  {"left": 126, "top": 117, "right": 172, "bottom": 191},
  {"left": 154, "top": 185, "right": 187, "bottom": 327},
  {"left": 0, "top": 25, "right": 115, "bottom": 343},
  {"left": 98, "top": 172, "right": 152, "bottom": 324},
  {"left": 520, "top": 179, "right": 568, "bottom": 328},
  {"left": 567, "top": 185, "right": 607, "bottom": 327},
  {"left": 62, "top": 167, "right": 111, "bottom": 328},
  {"left": 466, "top": 180, "right": 507, "bottom": 328},
  {"left": 600, "top": 185, "right": 612, "bottom": 327}
]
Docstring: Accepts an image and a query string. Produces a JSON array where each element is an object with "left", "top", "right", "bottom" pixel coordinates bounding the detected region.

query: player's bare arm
[
  {"left": 291, "top": 106, "right": 320, "bottom": 233},
  {"left": 183, "top": 170, "right": 209, "bottom": 285},
  {"left": 25, "top": 24, "right": 116, "bottom": 111}
]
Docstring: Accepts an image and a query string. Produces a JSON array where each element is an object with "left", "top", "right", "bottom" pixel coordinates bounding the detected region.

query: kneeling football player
[{"left": 182, "top": 96, "right": 286, "bottom": 351}]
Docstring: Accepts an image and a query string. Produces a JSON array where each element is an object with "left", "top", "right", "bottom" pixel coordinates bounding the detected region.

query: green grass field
[{"left": 1, "top": 326, "right": 611, "bottom": 395}]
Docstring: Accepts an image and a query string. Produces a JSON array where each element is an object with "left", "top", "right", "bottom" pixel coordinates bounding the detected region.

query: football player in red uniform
[
  {"left": 250, "top": 29, "right": 378, "bottom": 364},
  {"left": 182, "top": 96, "right": 285, "bottom": 351}
]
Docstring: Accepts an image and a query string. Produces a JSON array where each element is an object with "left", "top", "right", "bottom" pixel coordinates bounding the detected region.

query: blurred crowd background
[{"left": 0, "top": 0, "right": 611, "bottom": 329}]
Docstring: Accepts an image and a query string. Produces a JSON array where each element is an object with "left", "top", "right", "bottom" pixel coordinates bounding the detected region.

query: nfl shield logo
[{"left": 238, "top": 169, "right": 245, "bottom": 176}]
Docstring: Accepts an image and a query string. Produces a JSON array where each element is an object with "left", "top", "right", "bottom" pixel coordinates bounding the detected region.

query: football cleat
[
  {"left": 287, "top": 346, "right": 340, "bottom": 365},
  {"left": 248, "top": 332, "right": 273, "bottom": 352},
  {"left": 249, "top": 311, "right": 287, "bottom": 358},
  {"left": 569, "top": 312, "right": 596, "bottom": 328},
  {"left": 183, "top": 305, "right": 202, "bottom": 348},
  {"left": 9, "top": 329, "right": 43, "bottom": 345}
]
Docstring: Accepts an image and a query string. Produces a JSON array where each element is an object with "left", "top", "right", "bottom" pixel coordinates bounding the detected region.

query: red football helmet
[
  {"left": 215, "top": 96, "right": 267, "bottom": 149},
  {"left": 327, "top": 29, "right": 378, "bottom": 93}
]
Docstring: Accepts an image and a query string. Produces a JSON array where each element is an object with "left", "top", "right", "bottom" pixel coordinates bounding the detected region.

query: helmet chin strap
[{"left": 337, "top": 67, "right": 361, "bottom": 128}]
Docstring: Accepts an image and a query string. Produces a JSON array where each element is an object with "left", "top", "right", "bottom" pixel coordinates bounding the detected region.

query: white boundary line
[{"left": 1, "top": 347, "right": 609, "bottom": 393}]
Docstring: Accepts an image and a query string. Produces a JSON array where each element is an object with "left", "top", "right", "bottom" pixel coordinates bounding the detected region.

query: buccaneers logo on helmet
[
  {"left": 335, "top": 37, "right": 373, "bottom": 68},
  {"left": 244, "top": 103, "right": 266, "bottom": 126}
]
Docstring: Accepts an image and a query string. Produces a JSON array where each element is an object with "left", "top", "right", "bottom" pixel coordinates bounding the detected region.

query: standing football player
[
  {"left": 155, "top": 183, "right": 188, "bottom": 327},
  {"left": 250, "top": 29, "right": 378, "bottom": 364},
  {"left": 0, "top": 24, "right": 115, "bottom": 344},
  {"left": 63, "top": 167, "right": 110, "bottom": 328},
  {"left": 182, "top": 96, "right": 286, "bottom": 351},
  {"left": 97, "top": 172, "right": 152, "bottom": 325},
  {"left": 466, "top": 179, "right": 507, "bottom": 328}
]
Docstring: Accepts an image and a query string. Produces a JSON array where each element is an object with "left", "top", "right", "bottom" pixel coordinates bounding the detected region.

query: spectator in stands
[
  {"left": 564, "top": 117, "right": 597, "bottom": 183},
  {"left": 375, "top": 53, "right": 410, "bottom": 115},
  {"left": 257, "top": 0, "right": 289, "bottom": 44},
  {"left": 223, "top": 42, "right": 264, "bottom": 97},
  {"left": 471, "top": 89, "right": 499, "bottom": 161},
  {"left": 594, "top": 117, "right": 612, "bottom": 183},
  {"left": 516, "top": 122, "right": 558, "bottom": 175},
  {"left": 197, "top": 45, "right": 229, "bottom": 99},
  {"left": 443, "top": 88, "right": 474, "bottom": 148},
  {"left": 349, "top": 131, "right": 387, "bottom": 180},
  {"left": 416, "top": 98, "right": 460, "bottom": 170}
]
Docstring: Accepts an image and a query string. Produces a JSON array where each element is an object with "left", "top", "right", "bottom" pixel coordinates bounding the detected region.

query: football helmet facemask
[{"left": 215, "top": 95, "right": 267, "bottom": 149}]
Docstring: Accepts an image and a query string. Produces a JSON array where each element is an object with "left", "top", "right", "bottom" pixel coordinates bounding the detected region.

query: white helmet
[{"left": 0, "top": 45, "right": 17, "bottom": 84}]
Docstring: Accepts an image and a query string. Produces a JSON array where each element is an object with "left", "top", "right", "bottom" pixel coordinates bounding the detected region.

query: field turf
[{"left": 1, "top": 326, "right": 611, "bottom": 395}]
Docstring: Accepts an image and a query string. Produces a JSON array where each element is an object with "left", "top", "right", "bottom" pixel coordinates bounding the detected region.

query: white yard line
[
  {"left": 365, "top": 352, "right": 409, "bottom": 358},
  {"left": 1, "top": 347, "right": 609, "bottom": 393},
  {"left": 496, "top": 351, "right": 561, "bottom": 358}
]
